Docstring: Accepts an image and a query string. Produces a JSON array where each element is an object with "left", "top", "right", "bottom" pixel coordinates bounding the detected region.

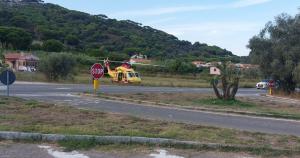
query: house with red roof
[{"left": 4, "top": 52, "right": 39, "bottom": 71}]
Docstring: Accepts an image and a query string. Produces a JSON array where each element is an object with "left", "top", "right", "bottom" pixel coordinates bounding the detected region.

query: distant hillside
[{"left": 0, "top": 1, "right": 235, "bottom": 59}]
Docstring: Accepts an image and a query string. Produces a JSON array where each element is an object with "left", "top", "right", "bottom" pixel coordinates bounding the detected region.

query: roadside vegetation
[
  {"left": 0, "top": 96, "right": 300, "bottom": 157},
  {"left": 248, "top": 12, "right": 300, "bottom": 94}
]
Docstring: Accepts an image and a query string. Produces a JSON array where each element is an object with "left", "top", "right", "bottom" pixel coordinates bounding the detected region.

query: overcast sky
[{"left": 43, "top": 0, "right": 300, "bottom": 56}]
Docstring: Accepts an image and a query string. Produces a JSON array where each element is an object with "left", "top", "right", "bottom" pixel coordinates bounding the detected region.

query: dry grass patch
[{"left": 272, "top": 91, "right": 300, "bottom": 100}]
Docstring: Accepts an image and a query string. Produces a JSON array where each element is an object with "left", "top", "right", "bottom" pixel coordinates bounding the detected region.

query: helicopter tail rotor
[{"left": 104, "top": 58, "right": 110, "bottom": 67}]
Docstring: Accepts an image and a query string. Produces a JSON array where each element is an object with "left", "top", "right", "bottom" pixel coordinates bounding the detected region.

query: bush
[{"left": 39, "top": 53, "right": 76, "bottom": 81}]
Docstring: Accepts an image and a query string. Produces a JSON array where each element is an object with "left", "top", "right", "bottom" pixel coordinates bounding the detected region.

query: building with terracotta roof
[
  {"left": 4, "top": 52, "right": 39, "bottom": 71},
  {"left": 130, "top": 53, "right": 151, "bottom": 64},
  {"left": 235, "top": 63, "right": 259, "bottom": 69},
  {"left": 192, "top": 61, "right": 206, "bottom": 68}
]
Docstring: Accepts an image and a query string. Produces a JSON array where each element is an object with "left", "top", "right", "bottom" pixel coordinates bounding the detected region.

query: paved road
[
  {"left": 7, "top": 82, "right": 263, "bottom": 96},
  {"left": 2, "top": 82, "right": 300, "bottom": 136}
]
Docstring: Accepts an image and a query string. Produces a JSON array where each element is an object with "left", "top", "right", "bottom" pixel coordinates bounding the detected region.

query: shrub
[{"left": 39, "top": 53, "right": 76, "bottom": 81}]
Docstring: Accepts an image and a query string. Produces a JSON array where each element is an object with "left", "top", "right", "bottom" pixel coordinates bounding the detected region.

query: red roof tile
[{"left": 4, "top": 53, "right": 39, "bottom": 61}]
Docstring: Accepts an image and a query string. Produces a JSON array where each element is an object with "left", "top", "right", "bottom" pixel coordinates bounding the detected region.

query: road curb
[
  {"left": 0, "top": 131, "right": 232, "bottom": 148},
  {"left": 0, "top": 131, "right": 292, "bottom": 153},
  {"left": 81, "top": 93, "right": 300, "bottom": 121}
]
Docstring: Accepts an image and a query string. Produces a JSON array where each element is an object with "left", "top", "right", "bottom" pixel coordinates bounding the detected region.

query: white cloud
[
  {"left": 162, "top": 22, "right": 261, "bottom": 36},
  {"left": 111, "top": 0, "right": 272, "bottom": 18},
  {"left": 154, "top": 22, "right": 263, "bottom": 56},
  {"left": 111, "top": 5, "right": 218, "bottom": 17}
]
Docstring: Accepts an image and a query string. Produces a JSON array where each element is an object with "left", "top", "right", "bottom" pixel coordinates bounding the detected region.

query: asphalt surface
[
  {"left": 7, "top": 82, "right": 262, "bottom": 95},
  {"left": 1, "top": 82, "right": 300, "bottom": 136}
]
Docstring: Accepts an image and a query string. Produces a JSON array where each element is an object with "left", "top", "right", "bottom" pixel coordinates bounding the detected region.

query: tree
[
  {"left": 65, "top": 35, "right": 79, "bottom": 46},
  {"left": 39, "top": 53, "right": 76, "bottom": 81},
  {"left": 211, "top": 62, "right": 240, "bottom": 100},
  {"left": 10, "top": 15, "right": 33, "bottom": 31},
  {"left": 0, "top": 49, "right": 4, "bottom": 67},
  {"left": 294, "top": 64, "right": 300, "bottom": 84},
  {"left": 248, "top": 13, "right": 300, "bottom": 93},
  {"left": 0, "top": 27, "right": 32, "bottom": 50},
  {"left": 43, "top": 39, "right": 64, "bottom": 52},
  {"left": 165, "top": 59, "right": 198, "bottom": 74}
]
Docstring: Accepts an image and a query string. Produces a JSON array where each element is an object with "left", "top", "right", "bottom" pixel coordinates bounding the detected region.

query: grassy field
[
  {"left": 99, "top": 93, "right": 300, "bottom": 120},
  {"left": 15, "top": 72, "right": 257, "bottom": 88},
  {"left": 0, "top": 96, "right": 300, "bottom": 157}
]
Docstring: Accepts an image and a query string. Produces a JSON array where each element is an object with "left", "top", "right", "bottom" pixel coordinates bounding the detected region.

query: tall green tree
[
  {"left": 248, "top": 13, "right": 300, "bottom": 93},
  {"left": 0, "top": 27, "right": 32, "bottom": 50}
]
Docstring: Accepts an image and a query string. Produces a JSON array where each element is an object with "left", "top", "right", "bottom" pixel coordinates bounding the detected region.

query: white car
[
  {"left": 256, "top": 80, "right": 269, "bottom": 89},
  {"left": 18, "top": 66, "right": 36, "bottom": 72},
  {"left": 18, "top": 66, "right": 28, "bottom": 72}
]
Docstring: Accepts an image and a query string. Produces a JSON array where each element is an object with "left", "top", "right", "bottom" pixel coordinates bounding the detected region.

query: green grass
[
  {"left": 58, "top": 138, "right": 98, "bottom": 151},
  {"left": 25, "top": 100, "right": 39, "bottom": 108},
  {"left": 194, "top": 99, "right": 255, "bottom": 108},
  {"left": 0, "top": 101, "right": 6, "bottom": 105}
]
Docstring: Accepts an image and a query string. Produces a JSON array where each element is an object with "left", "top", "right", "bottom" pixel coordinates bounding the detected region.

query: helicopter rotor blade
[
  {"left": 83, "top": 57, "right": 165, "bottom": 67},
  {"left": 130, "top": 63, "right": 165, "bottom": 67}
]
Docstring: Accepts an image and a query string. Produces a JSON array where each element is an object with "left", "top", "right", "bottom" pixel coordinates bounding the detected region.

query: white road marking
[
  {"left": 63, "top": 100, "right": 72, "bottom": 102},
  {"left": 15, "top": 93, "right": 80, "bottom": 97},
  {"left": 56, "top": 88, "right": 71, "bottom": 90},
  {"left": 15, "top": 81, "right": 57, "bottom": 85},
  {"left": 38, "top": 145, "right": 89, "bottom": 158},
  {"left": 150, "top": 150, "right": 184, "bottom": 158}
]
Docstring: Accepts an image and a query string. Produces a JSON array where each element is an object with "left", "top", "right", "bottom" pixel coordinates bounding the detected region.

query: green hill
[{"left": 0, "top": 0, "right": 235, "bottom": 60}]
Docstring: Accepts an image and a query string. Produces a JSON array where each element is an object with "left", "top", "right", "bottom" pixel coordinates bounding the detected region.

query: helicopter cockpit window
[
  {"left": 127, "top": 72, "right": 135, "bottom": 78},
  {"left": 135, "top": 73, "right": 140, "bottom": 78}
]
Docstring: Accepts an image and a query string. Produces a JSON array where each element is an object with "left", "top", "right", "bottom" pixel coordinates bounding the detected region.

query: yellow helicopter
[{"left": 103, "top": 59, "right": 142, "bottom": 84}]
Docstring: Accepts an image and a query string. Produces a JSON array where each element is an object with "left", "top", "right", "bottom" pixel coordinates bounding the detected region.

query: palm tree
[{"left": 211, "top": 61, "right": 240, "bottom": 100}]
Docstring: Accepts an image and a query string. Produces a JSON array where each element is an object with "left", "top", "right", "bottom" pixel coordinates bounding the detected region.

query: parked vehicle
[
  {"left": 256, "top": 79, "right": 280, "bottom": 89},
  {"left": 18, "top": 66, "right": 37, "bottom": 72},
  {"left": 18, "top": 66, "right": 28, "bottom": 72},
  {"left": 256, "top": 79, "right": 269, "bottom": 89}
]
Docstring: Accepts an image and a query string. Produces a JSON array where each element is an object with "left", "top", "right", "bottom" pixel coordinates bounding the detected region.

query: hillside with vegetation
[{"left": 0, "top": 0, "right": 235, "bottom": 60}]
